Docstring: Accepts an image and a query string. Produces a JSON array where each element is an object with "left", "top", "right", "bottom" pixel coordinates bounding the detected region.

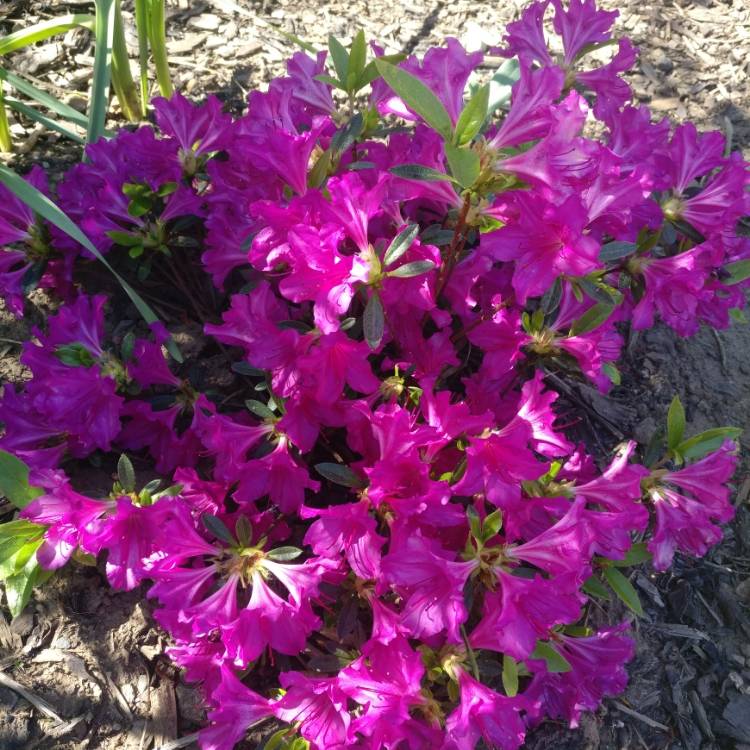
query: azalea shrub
[{"left": 0, "top": 0, "right": 747, "bottom": 748}]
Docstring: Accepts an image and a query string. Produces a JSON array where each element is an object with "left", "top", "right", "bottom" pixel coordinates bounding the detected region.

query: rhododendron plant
[{"left": 0, "top": 1, "right": 746, "bottom": 749}]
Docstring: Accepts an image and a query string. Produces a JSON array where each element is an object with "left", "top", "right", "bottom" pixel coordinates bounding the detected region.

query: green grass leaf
[
  {"left": 0, "top": 165, "right": 183, "bottom": 362},
  {"left": 5, "top": 97, "right": 85, "bottom": 143},
  {"left": 0, "top": 14, "right": 95, "bottom": 56},
  {"left": 0, "top": 450, "right": 43, "bottom": 509},
  {"left": 88, "top": 0, "right": 116, "bottom": 144},
  {"left": 375, "top": 60, "right": 452, "bottom": 139}
]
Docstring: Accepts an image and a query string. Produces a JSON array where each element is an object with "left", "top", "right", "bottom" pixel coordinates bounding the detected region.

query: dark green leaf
[
  {"left": 5, "top": 97, "right": 85, "bottom": 144},
  {"left": 389, "top": 164, "right": 455, "bottom": 182},
  {"left": 582, "top": 574, "right": 611, "bottom": 599},
  {"left": 202, "top": 514, "right": 236, "bottom": 544},
  {"left": 580, "top": 277, "right": 618, "bottom": 305},
  {"left": 677, "top": 427, "right": 742, "bottom": 460},
  {"left": 602, "top": 362, "right": 621, "bottom": 386},
  {"left": 266, "top": 546, "right": 303, "bottom": 561},
  {"left": 116, "top": 454, "right": 136, "bottom": 493},
  {"left": 454, "top": 84, "right": 489, "bottom": 145},
  {"left": 314, "top": 73, "right": 343, "bottom": 88},
  {"left": 107, "top": 230, "right": 142, "bottom": 247},
  {"left": 0, "top": 451, "right": 43, "bottom": 509},
  {"left": 667, "top": 395, "right": 685, "bottom": 451},
  {"left": 603, "top": 566, "right": 644, "bottom": 616},
  {"left": 330, "top": 112, "right": 364, "bottom": 154},
  {"left": 611, "top": 542, "right": 652, "bottom": 568},
  {"left": 444, "top": 142, "right": 480, "bottom": 188},
  {"left": 314, "top": 463, "right": 364, "bottom": 488},
  {"left": 356, "top": 52, "right": 406, "bottom": 90},
  {"left": 327, "top": 35, "right": 349, "bottom": 85},
  {"left": 599, "top": 241, "right": 637, "bottom": 263},
  {"left": 530, "top": 641, "right": 572, "bottom": 673},
  {"left": 541, "top": 276, "right": 563, "bottom": 316},
  {"left": 346, "top": 30, "right": 367, "bottom": 90},
  {"left": 387, "top": 260, "right": 436, "bottom": 278},
  {"left": 375, "top": 60, "right": 452, "bottom": 138},
  {"left": 363, "top": 292, "right": 384, "bottom": 349},
  {"left": 245, "top": 399, "right": 275, "bottom": 420},
  {"left": 120, "top": 331, "right": 136, "bottom": 361},
  {"left": 502, "top": 654, "right": 519, "bottom": 697},
  {"left": 232, "top": 362, "right": 266, "bottom": 377},
  {"left": 383, "top": 223, "right": 419, "bottom": 267},
  {"left": 569, "top": 303, "right": 614, "bottom": 336},
  {"left": 346, "top": 160, "right": 376, "bottom": 171},
  {"left": 420, "top": 225, "right": 455, "bottom": 246},
  {"left": 723, "top": 259, "right": 750, "bottom": 285},
  {"left": 88, "top": 0, "right": 116, "bottom": 144},
  {"left": 55, "top": 342, "right": 95, "bottom": 367},
  {"left": 669, "top": 219, "right": 705, "bottom": 244}
]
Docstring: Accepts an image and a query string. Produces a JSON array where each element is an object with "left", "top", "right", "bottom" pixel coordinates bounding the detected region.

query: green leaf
[
  {"left": 541, "top": 276, "right": 563, "bottom": 316},
  {"left": 356, "top": 52, "right": 406, "bottom": 90},
  {"left": 314, "top": 463, "right": 364, "bottom": 488},
  {"left": 245, "top": 399, "right": 276, "bottom": 420},
  {"left": 0, "top": 451, "right": 43, "bottom": 509},
  {"left": 375, "top": 60, "right": 452, "bottom": 138},
  {"left": 666, "top": 395, "right": 686, "bottom": 451},
  {"left": 730, "top": 307, "right": 747, "bottom": 325},
  {"left": 363, "top": 292, "right": 384, "bottom": 349},
  {"left": 579, "top": 277, "right": 619, "bottom": 305},
  {"left": 202, "top": 513, "right": 236, "bottom": 544},
  {"left": 387, "top": 260, "right": 436, "bottom": 278},
  {"left": 530, "top": 641, "right": 572, "bottom": 673},
  {"left": 107, "top": 230, "right": 142, "bottom": 247},
  {"left": 266, "top": 546, "right": 303, "bottom": 562},
  {"left": 723, "top": 259, "right": 750, "bottom": 285},
  {"left": 502, "top": 654, "right": 519, "bottom": 697},
  {"left": 0, "top": 165, "right": 182, "bottom": 363},
  {"left": 0, "top": 520, "right": 43, "bottom": 540},
  {"left": 117, "top": 454, "right": 136, "bottom": 493},
  {"left": 676, "top": 427, "right": 742, "bottom": 460},
  {"left": 3, "top": 549, "right": 46, "bottom": 618},
  {"left": 599, "top": 241, "right": 637, "bottom": 263},
  {"left": 0, "top": 66, "right": 89, "bottom": 129},
  {"left": 389, "top": 164, "right": 456, "bottom": 182},
  {"left": 5, "top": 98, "right": 85, "bottom": 144},
  {"left": 0, "top": 14, "right": 95, "bottom": 55},
  {"left": 582, "top": 574, "right": 611, "bottom": 599},
  {"left": 454, "top": 84, "right": 489, "bottom": 146},
  {"left": 314, "top": 73, "right": 343, "bottom": 89},
  {"left": 55, "top": 342, "right": 96, "bottom": 367},
  {"left": 277, "top": 30, "right": 319, "bottom": 55},
  {"left": 444, "top": 142, "right": 480, "bottom": 188},
  {"left": 88, "top": 0, "right": 116, "bottom": 145},
  {"left": 327, "top": 35, "right": 349, "bottom": 86},
  {"left": 611, "top": 542, "right": 652, "bottom": 568},
  {"left": 602, "top": 362, "right": 621, "bottom": 386},
  {"left": 346, "top": 30, "right": 367, "bottom": 91},
  {"left": 568, "top": 303, "right": 614, "bottom": 336},
  {"left": 384, "top": 223, "right": 420, "bottom": 267},
  {"left": 330, "top": 112, "right": 364, "bottom": 154},
  {"left": 487, "top": 57, "right": 520, "bottom": 113},
  {"left": 148, "top": 0, "right": 173, "bottom": 99},
  {"left": 307, "top": 148, "right": 332, "bottom": 190},
  {"left": 603, "top": 566, "right": 644, "bottom": 616},
  {"left": 483, "top": 509, "right": 503, "bottom": 537}
]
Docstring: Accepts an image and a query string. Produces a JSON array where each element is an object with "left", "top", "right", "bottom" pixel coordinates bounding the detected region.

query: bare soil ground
[{"left": 1, "top": 0, "right": 750, "bottom": 748}]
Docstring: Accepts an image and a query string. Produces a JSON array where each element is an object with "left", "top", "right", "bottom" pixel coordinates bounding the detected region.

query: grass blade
[
  {"left": 0, "top": 164, "right": 183, "bottom": 362},
  {"left": 149, "top": 0, "right": 173, "bottom": 98},
  {"left": 0, "top": 14, "right": 95, "bottom": 56},
  {"left": 134, "top": 0, "right": 150, "bottom": 111},
  {"left": 5, "top": 97, "right": 85, "bottom": 143},
  {"left": 88, "top": 0, "right": 116, "bottom": 144},
  {"left": 0, "top": 85, "right": 11, "bottom": 152},
  {"left": 111, "top": 0, "right": 143, "bottom": 121},
  {"left": 0, "top": 65, "right": 89, "bottom": 128}
]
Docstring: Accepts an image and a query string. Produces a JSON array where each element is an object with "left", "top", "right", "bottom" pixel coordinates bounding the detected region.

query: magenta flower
[
  {"left": 648, "top": 440, "right": 737, "bottom": 570},
  {"left": 274, "top": 671, "right": 352, "bottom": 749},
  {"left": 525, "top": 624, "right": 635, "bottom": 728},
  {"left": 200, "top": 665, "right": 272, "bottom": 750},
  {"left": 382, "top": 534, "right": 476, "bottom": 642},
  {"left": 444, "top": 668, "right": 528, "bottom": 750},
  {"left": 470, "top": 570, "right": 584, "bottom": 660}
]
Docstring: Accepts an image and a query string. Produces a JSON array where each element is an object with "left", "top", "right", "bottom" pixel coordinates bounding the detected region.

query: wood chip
[
  {"left": 151, "top": 679, "right": 178, "bottom": 747},
  {"left": 0, "top": 669, "right": 64, "bottom": 722},
  {"left": 613, "top": 700, "right": 671, "bottom": 732}
]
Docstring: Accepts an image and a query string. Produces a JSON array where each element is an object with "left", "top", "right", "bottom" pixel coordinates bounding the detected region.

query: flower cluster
[{"left": 0, "top": 1, "right": 745, "bottom": 749}]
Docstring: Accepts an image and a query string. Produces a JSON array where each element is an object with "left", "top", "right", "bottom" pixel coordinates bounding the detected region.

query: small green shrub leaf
[{"left": 0, "top": 451, "right": 43, "bottom": 509}]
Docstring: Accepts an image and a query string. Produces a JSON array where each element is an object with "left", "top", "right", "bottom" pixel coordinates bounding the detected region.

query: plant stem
[
  {"left": 460, "top": 623, "right": 480, "bottom": 680},
  {"left": 435, "top": 194, "right": 471, "bottom": 300},
  {"left": 149, "top": 0, "right": 173, "bottom": 98},
  {"left": 134, "top": 0, "right": 150, "bottom": 111},
  {"left": 0, "top": 85, "right": 12, "bottom": 152},
  {"left": 111, "top": 0, "right": 143, "bottom": 121}
]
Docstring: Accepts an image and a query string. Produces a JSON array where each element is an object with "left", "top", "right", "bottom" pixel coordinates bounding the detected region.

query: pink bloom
[
  {"left": 274, "top": 671, "right": 352, "bottom": 750},
  {"left": 517, "top": 371, "right": 575, "bottom": 457},
  {"left": 200, "top": 665, "right": 272, "bottom": 750},
  {"left": 648, "top": 440, "right": 737, "bottom": 570},
  {"left": 469, "top": 570, "right": 583, "bottom": 660},
  {"left": 526, "top": 624, "right": 635, "bottom": 728},
  {"left": 551, "top": 0, "right": 619, "bottom": 65},
  {"left": 381, "top": 534, "right": 476, "bottom": 642},
  {"left": 444, "top": 668, "right": 528, "bottom": 750}
]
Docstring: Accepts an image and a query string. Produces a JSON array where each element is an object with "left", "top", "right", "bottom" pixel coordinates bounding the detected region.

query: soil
[{"left": 1, "top": 0, "right": 750, "bottom": 749}]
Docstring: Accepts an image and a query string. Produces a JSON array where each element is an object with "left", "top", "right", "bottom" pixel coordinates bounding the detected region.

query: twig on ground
[
  {"left": 0, "top": 669, "right": 64, "bottom": 722},
  {"left": 612, "top": 700, "right": 670, "bottom": 732},
  {"left": 710, "top": 328, "right": 728, "bottom": 375},
  {"left": 153, "top": 733, "right": 200, "bottom": 750}
]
